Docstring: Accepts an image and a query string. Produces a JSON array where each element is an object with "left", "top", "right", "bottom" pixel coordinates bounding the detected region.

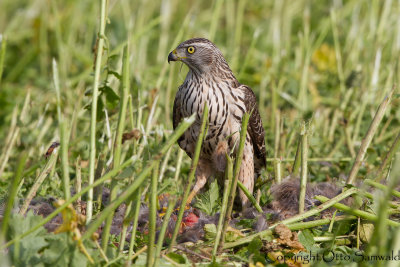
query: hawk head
[{"left": 168, "top": 38, "right": 228, "bottom": 75}]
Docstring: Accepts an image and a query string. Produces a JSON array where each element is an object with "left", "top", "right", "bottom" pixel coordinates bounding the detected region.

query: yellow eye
[{"left": 187, "top": 46, "right": 195, "bottom": 54}]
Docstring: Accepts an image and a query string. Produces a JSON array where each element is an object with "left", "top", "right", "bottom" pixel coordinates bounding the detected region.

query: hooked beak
[{"left": 168, "top": 50, "right": 178, "bottom": 63}]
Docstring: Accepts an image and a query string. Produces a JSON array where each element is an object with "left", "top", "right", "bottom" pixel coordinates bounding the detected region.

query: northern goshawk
[{"left": 168, "top": 38, "right": 266, "bottom": 209}]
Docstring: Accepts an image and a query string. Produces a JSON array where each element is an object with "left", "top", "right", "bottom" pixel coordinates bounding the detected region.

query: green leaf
[
  {"left": 84, "top": 98, "right": 105, "bottom": 121},
  {"left": 248, "top": 237, "right": 262, "bottom": 254},
  {"left": 194, "top": 179, "right": 221, "bottom": 215},
  {"left": 108, "top": 70, "right": 122, "bottom": 81},
  {"left": 237, "top": 218, "right": 255, "bottom": 229},
  {"left": 97, "top": 97, "right": 105, "bottom": 121},
  {"left": 247, "top": 237, "right": 266, "bottom": 265},
  {"left": 225, "top": 229, "right": 242, "bottom": 242},
  {"left": 42, "top": 233, "right": 72, "bottom": 266},
  {"left": 8, "top": 211, "right": 48, "bottom": 266},
  {"left": 298, "top": 229, "right": 315, "bottom": 251},
  {"left": 116, "top": 166, "right": 135, "bottom": 179},
  {"left": 134, "top": 253, "right": 186, "bottom": 267},
  {"left": 100, "top": 85, "right": 120, "bottom": 110},
  {"left": 166, "top": 252, "right": 188, "bottom": 264},
  {"left": 42, "top": 233, "right": 88, "bottom": 266},
  {"left": 204, "top": 223, "right": 241, "bottom": 242},
  {"left": 208, "top": 260, "right": 225, "bottom": 267},
  {"left": 204, "top": 223, "right": 217, "bottom": 241}
]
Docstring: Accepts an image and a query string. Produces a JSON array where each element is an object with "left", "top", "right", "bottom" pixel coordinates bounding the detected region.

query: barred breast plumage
[{"left": 169, "top": 38, "right": 266, "bottom": 209}]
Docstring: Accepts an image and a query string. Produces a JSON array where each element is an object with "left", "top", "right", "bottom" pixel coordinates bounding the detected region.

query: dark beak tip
[{"left": 168, "top": 52, "right": 175, "bottom": 64}]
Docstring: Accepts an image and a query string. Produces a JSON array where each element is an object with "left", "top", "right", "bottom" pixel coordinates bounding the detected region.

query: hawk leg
[
  {"left": 212, "top": 140, "right": 228, "bottom": 172},
  {"left": 238, "top": 141, "right": 255, "bottom": 210},
  {"left": 186, "top": 159, "right": 213, "bottom": 206}
]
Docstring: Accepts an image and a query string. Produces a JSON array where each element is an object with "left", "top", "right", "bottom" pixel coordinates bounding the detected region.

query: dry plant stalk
[
  {"left": 299, "top": 122, "right": 308, "bottom": 214},
  {"left": 19, "top": 151, "right": 58, "bottom": 215},
  {"left": 375, "top": 130, "right": 400, "bottom": 182},
  {"left": 347, "top": 86, "right": 395, "bottom": 185}
]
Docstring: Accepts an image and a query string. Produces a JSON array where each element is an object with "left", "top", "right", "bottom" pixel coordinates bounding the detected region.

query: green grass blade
[
  {"left": 212, "top": 154, "right": 233, "bottom": 260},
  {"left": 347, "top": 87, "right": 395, "bottom": 184},
  {"left": 53, "top": 59, "right": 70, "bottom": 200},
  {"left": 168, "top": 105, "right": 209, "bottom": 251},
  {"left": 146, "top": 162, "right": 159, "bottom": 267},
  {"left": 236, "top": 180, "right": 262, "bottom": 213},
  {"left": 19, "top": 150, "right": 58, "bottom": 215},
  {"left": 315, "top": 195, "right": 400, "bottom": 227},
  {"left": 102, "top": 44, "right": 130, "bottom": 250},
  {"left": 221, "top": 112, "right": 250, "bottom": 246},
  {"left": 87, "top": 0, "right": 108, "bottom": 224},
  {"left": 1, "top": 153, "right": 27, "bottom": 236},
  {"left": 126, "top": 187, "right": 143, "bottom": 266},
  {"left": 153, "top": 196, "right": 176, "bottom": 266},
  {"left": 0, "top": 35, "right": 6, "bottom": 86}
]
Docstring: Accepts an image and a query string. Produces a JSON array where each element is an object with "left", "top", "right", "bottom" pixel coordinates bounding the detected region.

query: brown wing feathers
[{"left": 240, "top": 85, "right": 267, "bottom": 168}]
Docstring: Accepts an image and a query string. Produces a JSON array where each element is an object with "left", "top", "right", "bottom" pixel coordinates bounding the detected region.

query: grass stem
[
  {"left": 0, "top": 116, "right": 20, "bottom": 181},
  {"left": 1, "top": 153, "right": 27, "bottom": 236},
  {"left": 19, "top": 151, "right": 58, "bottom": 215},
  {"left": 237, "top": 180, "right": 262, "bottom": 213},
  {"left": 292, "top": 135, "right": 301, "bottom": 175},
  {"left": 168, "top": 105, "right": 209, "bottom": 251},
  {"left": 221, "top": 113, "right": 250, "bottom": 245},
  {"left": 154, "top": 196, "right": 176, "bottom": 266},
  {"left": 75, "top": 156, "right": 82, "bottom": 214},
  {"left": 87, "top": 0, "right": 108, "bottom": 223},
  {"left": 102, "top": 44, "right": 130, "bottom": 250},
  {"left": 126, "top": 187, "right": 143, "bottom": 266},
  {"left": 173, "top": 149, "right": 184, "bottom": 182},
  {"left": 299, "top": 122, "right": 308, "bottom": 213},
  {"left": 347, "top": 87, "right": 395, "bottom": 184},
  {"left": 364, "top": 179, "right": 400, "bottom": 199},
  {"left": 53, "top": 59, "right": 70, "bottom": 200},
  {"left": 369, "top": 156, "right": 400, "bottom": 258},
  {"left": 146, "top": 162, "right": 159, "bottom": 267},
  {"left": 375, "top": 130, "right": 400, "bottom": 182},
  {"left": 213, "top": 154, "right": 233, "bottom": 259},
  {"left": 315, "top": 195, "right": 400, "bottom": 227},
  {"left": 0, "top": 35, "right": 6, "bottom": 85}
]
